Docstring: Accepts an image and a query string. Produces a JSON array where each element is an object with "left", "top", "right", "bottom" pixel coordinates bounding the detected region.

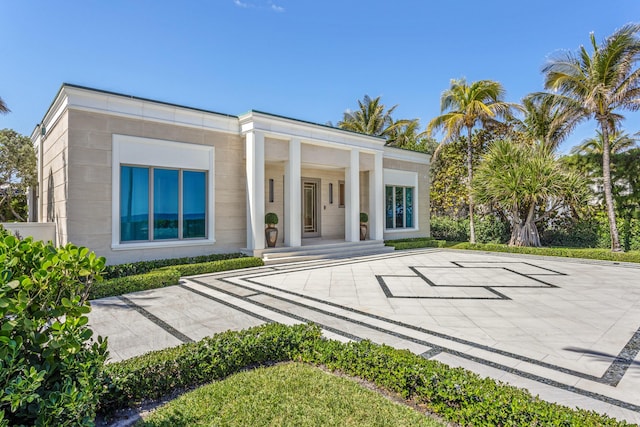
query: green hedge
[
  {"left": 103, "top": 252, "right": 246, "bottom": 279},
  {"left": 89, "top": 269, "right": 181, "bottom": 300},
  {"left": 90, "top": 257, "right": 264, "bottom": 299},
  {"left": 299, "top": 339, "right": 629, "bottom": 426},
  {"left": 98, "top": 324, "right": 630, "bottom": 426},
  {"left": 168, "top": 256, "right": 264, "bottom": 277},
  {"left": 448, "top": 242, "right": 640, "bottom": 264},
  {"left": 100, "top": 323, "right": 322, "bottom": 412},
  {"left": 385, "top": 238, "right": 447, "bottom": 250},
  {"left": 431, "top": 215, "right": 510, "bottom": 244}
]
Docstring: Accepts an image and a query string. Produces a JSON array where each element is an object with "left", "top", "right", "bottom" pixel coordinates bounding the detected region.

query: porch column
[
  {"left": 284, "top": 138, "right": 301, "bottom": 247},
  {"left": 245, "top": 131, "right": 265, "bottom": 250},
  {"left": 369, "top": 151, "right": 384, "bottom": 240},
  {"left": 345, "top": 148, "right": 360, "bottom": 242}
]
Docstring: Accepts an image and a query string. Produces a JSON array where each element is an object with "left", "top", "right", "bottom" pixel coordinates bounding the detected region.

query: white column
[
  {"left": 345, "top": 148, "right": 360, "bottom": 242},
  {"left": 284, "top": 138, "right": 301, "bottom": 247},
  {"left": 245, "top": 131, "right": 265, "bottom": 250},
  {"left": 369, "top": 151, "right": 384, "bottom": 240}
]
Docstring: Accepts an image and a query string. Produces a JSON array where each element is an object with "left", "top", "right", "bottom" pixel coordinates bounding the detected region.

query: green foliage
[
  {"left": 431, "top": 215, "right": 509, "bottom": 244},
  {"left": 0, "top": 129, "right": 36, "bottom": 222},
  {"left": 299, "top": 339, "right": 629, "bottom": 426},
  {"left": 89, "top": 269, "right": 180, "bottom": 300},
  {"left": 264, "top": 212, "right": 278, "bottom": 226},
  {"left": 385, "top": 238, "right": 447, "bottom": 250},
  {"left": 103, "top": 252, "right": 245, "bottom": 279},
  {"left": 100, "top": 323, "right": 322, "bottom": 412},
  {"left": 359, "top": 212, "right": 368, "bottom": 223},
  {"left": 168, "top": 257, "right": 263, "bottom": 277},
  {"left": 447, "top": 242, "right": 640, "bottom": 263},
  {"left": 0, "top": 228, "right": 108, "bottom": 426}
]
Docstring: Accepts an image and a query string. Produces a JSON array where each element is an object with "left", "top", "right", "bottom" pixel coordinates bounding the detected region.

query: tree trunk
[
  {"left": 466, "top": 127, "right": 476, "bottom": 244},
  {"left": 509, "top": 205, "right": 540, "bottom": 247},
  {"left": 599, "top": 121, "right": 622, "bottom": 252}
]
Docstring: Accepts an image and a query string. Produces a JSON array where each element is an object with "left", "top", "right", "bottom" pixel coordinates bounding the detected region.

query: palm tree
[
  {"left": 520, "top": 93, "right": 579, "bottom": 151},
  {"left": 427, "top": 78, "right": 519, "bottom": 243},
  {"left": 542, "top": 24, "right": 640, "bottom": 251},
  {"left": 0, "top": 96, "right": 9, "bottom": 114},
  {"left": 571, "top": 130, "right": 638, "bottom": 155},
  {"left": 338, "top": 95, "right": 407, "bottom": 138},
  {"left": 473, "top": 140, "right": 588, "bottom": 247}
]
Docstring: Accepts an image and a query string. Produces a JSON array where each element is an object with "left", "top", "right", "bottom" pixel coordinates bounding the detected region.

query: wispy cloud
[{"left": 232, "top": 0, "right": 285, "bottom": 12}]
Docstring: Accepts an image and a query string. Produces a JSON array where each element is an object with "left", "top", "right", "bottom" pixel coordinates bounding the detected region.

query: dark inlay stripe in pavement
[
  {"left": 118, "top": 296, "right": 194, "bottom": 344},
  {"left": 197, "top": 274, "right": 640, "bottom": 413}
]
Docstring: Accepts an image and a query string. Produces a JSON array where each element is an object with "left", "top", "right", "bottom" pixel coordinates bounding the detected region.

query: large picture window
[
  {"left": 120, "top": 166, "right": 206, "bottom": 242},
  {"left": 385, "top": 185, "right": 414, "bottom": 229}
]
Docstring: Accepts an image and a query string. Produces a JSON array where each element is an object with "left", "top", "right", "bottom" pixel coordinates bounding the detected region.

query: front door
[{"left": 302, "top": 178, "right": 320, "bottom": 238}]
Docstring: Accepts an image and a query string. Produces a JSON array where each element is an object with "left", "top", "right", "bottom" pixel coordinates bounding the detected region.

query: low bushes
[
  {"left": 448, "top": 242, "right": 640, "bottom": 264},
  {"left": 431, "top": 215, "right": 509, "bottom": 244},
  {"left": 89, "top": 269, "right": 181, "bottom": 300},
  {"left": 90, "top": 257, "right": 264, "bottom": 300},
  {"left": 103, "top": 252, "right": 246, "bottom": 279},
  {"left": 100, "top": 323, "right": 322, "bottom": 412},
  {"left": 385, "top": 237, "right": 447, "bottom": 250},
  {"left": 99, "top": 324, "right": 630, "bottom": 426}
]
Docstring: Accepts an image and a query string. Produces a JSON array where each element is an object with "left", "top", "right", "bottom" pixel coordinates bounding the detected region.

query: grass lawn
[{"left": 137, "top": 362, "right": 445, "bottom": 427}]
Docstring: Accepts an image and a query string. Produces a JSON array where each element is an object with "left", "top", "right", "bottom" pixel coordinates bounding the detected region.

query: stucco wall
[
  {"left": 65, "top": 109, "right": 246, "bottom": 264},
  {"left": 41, "top": 111, "right": 70, "bottom": 247}
]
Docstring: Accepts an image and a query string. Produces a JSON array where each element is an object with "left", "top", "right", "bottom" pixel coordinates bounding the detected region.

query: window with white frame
[
  {"left": 120, "top": 166, "right": 207, "bottom": 242},
  {"left": 385, "top": 185, "right": 414, "bottom": 229},
  {"left": 112, "top": 134, "right": 214, "bottom": 249}
]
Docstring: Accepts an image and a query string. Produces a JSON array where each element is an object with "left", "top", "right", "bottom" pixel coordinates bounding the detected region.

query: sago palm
[
  {"left": 542, "top": 23, "right": 640, "bottom": 251},
  {"left": 427, "top": 78, "right": 519, "bottom": 243}
]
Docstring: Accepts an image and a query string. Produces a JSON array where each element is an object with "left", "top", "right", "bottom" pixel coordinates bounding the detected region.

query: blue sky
[{"left": 1, "top": 1, "right": 639, "bottom": 153}]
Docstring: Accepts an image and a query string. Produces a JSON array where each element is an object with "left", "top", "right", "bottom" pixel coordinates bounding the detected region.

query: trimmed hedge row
[
  {"left": 299, "top": 339, "right": 629, "bottom": 427},
  {"left": 98, "top": 324, "right": 630, "bottom": 426},
  {"left": 103, "top": 252, "right": 246, "bottom": 279},
  {"left": 89, "top": 269, "right": 181, "bottom": 300},
  {"left": 90, "top": 257, "right": 264, "bottom": 300},
  {"left": 385, "top": 237, "right": 447, "bottom": 250},
  {"left": 448, "top": 242, "right": 640, "bottom": 264},
  {"left": 100, "top": 323, "right": 322, "bottom": 412},
  {"left": 165, "top": 256, "right": 264, "bottom": 277}
]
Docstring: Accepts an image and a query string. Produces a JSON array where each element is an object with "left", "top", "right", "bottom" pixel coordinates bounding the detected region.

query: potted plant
[
  {"left": 265, "top": 212, "right": 279, "bottom": 248},
  {"left": 360, "top": 212, "right": 368, "bottom": 241}
]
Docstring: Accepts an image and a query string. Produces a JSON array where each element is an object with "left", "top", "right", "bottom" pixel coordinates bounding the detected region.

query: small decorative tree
[
  {"left": 265, "top": 212, "right": 279, "bottom": 247},
  {"left": 360, "top": 212, "right": 368, "bottom": 240}
]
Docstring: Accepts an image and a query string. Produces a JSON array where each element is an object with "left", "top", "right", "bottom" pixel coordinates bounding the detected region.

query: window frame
[
  {"left": 383, "top": 168, "right": 419, "bottom": 233},
  {"left": 385, "top": 185, "right": 415, "bottom": 230}
]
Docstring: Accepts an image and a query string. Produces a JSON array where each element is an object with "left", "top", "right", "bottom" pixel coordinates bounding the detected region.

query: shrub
[
  {"left": 431, "top": 216, "right": 468, "bottom": 242},
  {"left": 385, "top": 238, "right": 447, "bottom": 250},
  {"left": 360, "top": 212, "right": 368, "bottom": 223},
  {"left": 169, "top": 257, "right": 263, "bottom": 277},
  {"left": 299, "top": 339, "right": 629, "bottom": 426},
  {"left": 103, "top": 252, "right": 246, "bottom": 280},
  {"left": 89, "top": 269, "right": 181, "bottom": 300},
  {"left": 100, "top": 323, "right": 322, "bottom": 412},
  {"left": 265, "top": 212, "right": 279, "bottom": 226},
  {"left": 475, "top": 215, "right": 510, "bottom": 244},
  {"left": 0, "top": 230, "right": 108, "bottom": 426},
  {"left": 431, "top": 215, "right": 510, "bottom": 244}
]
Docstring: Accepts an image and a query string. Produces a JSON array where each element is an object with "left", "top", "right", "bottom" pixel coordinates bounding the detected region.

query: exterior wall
[
  {"left": 382, "top": 157, "right": 430, "bottom": 240},
  {"left": 65, "top": 109, "right": 246, "bottom": 264},
  {"left": 41, "top": 111, "right": 70, "bottom": 246}
]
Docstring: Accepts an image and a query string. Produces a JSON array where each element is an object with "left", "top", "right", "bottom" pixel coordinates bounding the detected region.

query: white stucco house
[{"left": 29, "top": 84, "right": 430, "bottom": 264}]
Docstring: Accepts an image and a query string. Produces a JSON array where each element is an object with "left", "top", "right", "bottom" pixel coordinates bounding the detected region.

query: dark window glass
[
  {"left": 183, "top": 171, "right": 206, "bottom": 238},
  {"left": 120, "top": 166, "right": 149, "bottom": 241},
  {"left": 153, "top": 169, "right": 179, "bottom": 240}
]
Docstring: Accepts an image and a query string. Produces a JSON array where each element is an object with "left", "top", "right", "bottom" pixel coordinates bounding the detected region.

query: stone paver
[{"left": 88, "top": 249, "right": 640, "bottom": 423}]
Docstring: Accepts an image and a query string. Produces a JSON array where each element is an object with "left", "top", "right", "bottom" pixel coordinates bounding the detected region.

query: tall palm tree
[
  {"left": 542, "top": 24, "right": 640, "bottom": 251},
  {"left": 520, "top": 93, "right": 579, "bottom": 151},
  {"left": 338, "top": 95, "right": 407, "bottom": 138},
  {"left": 571, "top": 130, "right": 638, "bottom": 155},
  {"left": 427, "top": 78, "right": 519, "bottom": 243},
  {"left": 0, "top": 96, "right": 9, "bottom": 114}
]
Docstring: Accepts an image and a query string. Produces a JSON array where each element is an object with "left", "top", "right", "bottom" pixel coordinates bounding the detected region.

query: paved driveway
[{"left": 88, "top": 249, "right": 640, "bottom": 423}]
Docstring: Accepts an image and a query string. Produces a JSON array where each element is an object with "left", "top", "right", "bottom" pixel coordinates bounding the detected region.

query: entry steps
[{"left": 255, "top": 240, "right": 394, "bottom": 265}]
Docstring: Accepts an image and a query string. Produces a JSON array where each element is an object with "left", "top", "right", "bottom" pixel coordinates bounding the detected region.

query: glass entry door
[{"left": 302, "top": 179, "right": 320, "bottom": 237}]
